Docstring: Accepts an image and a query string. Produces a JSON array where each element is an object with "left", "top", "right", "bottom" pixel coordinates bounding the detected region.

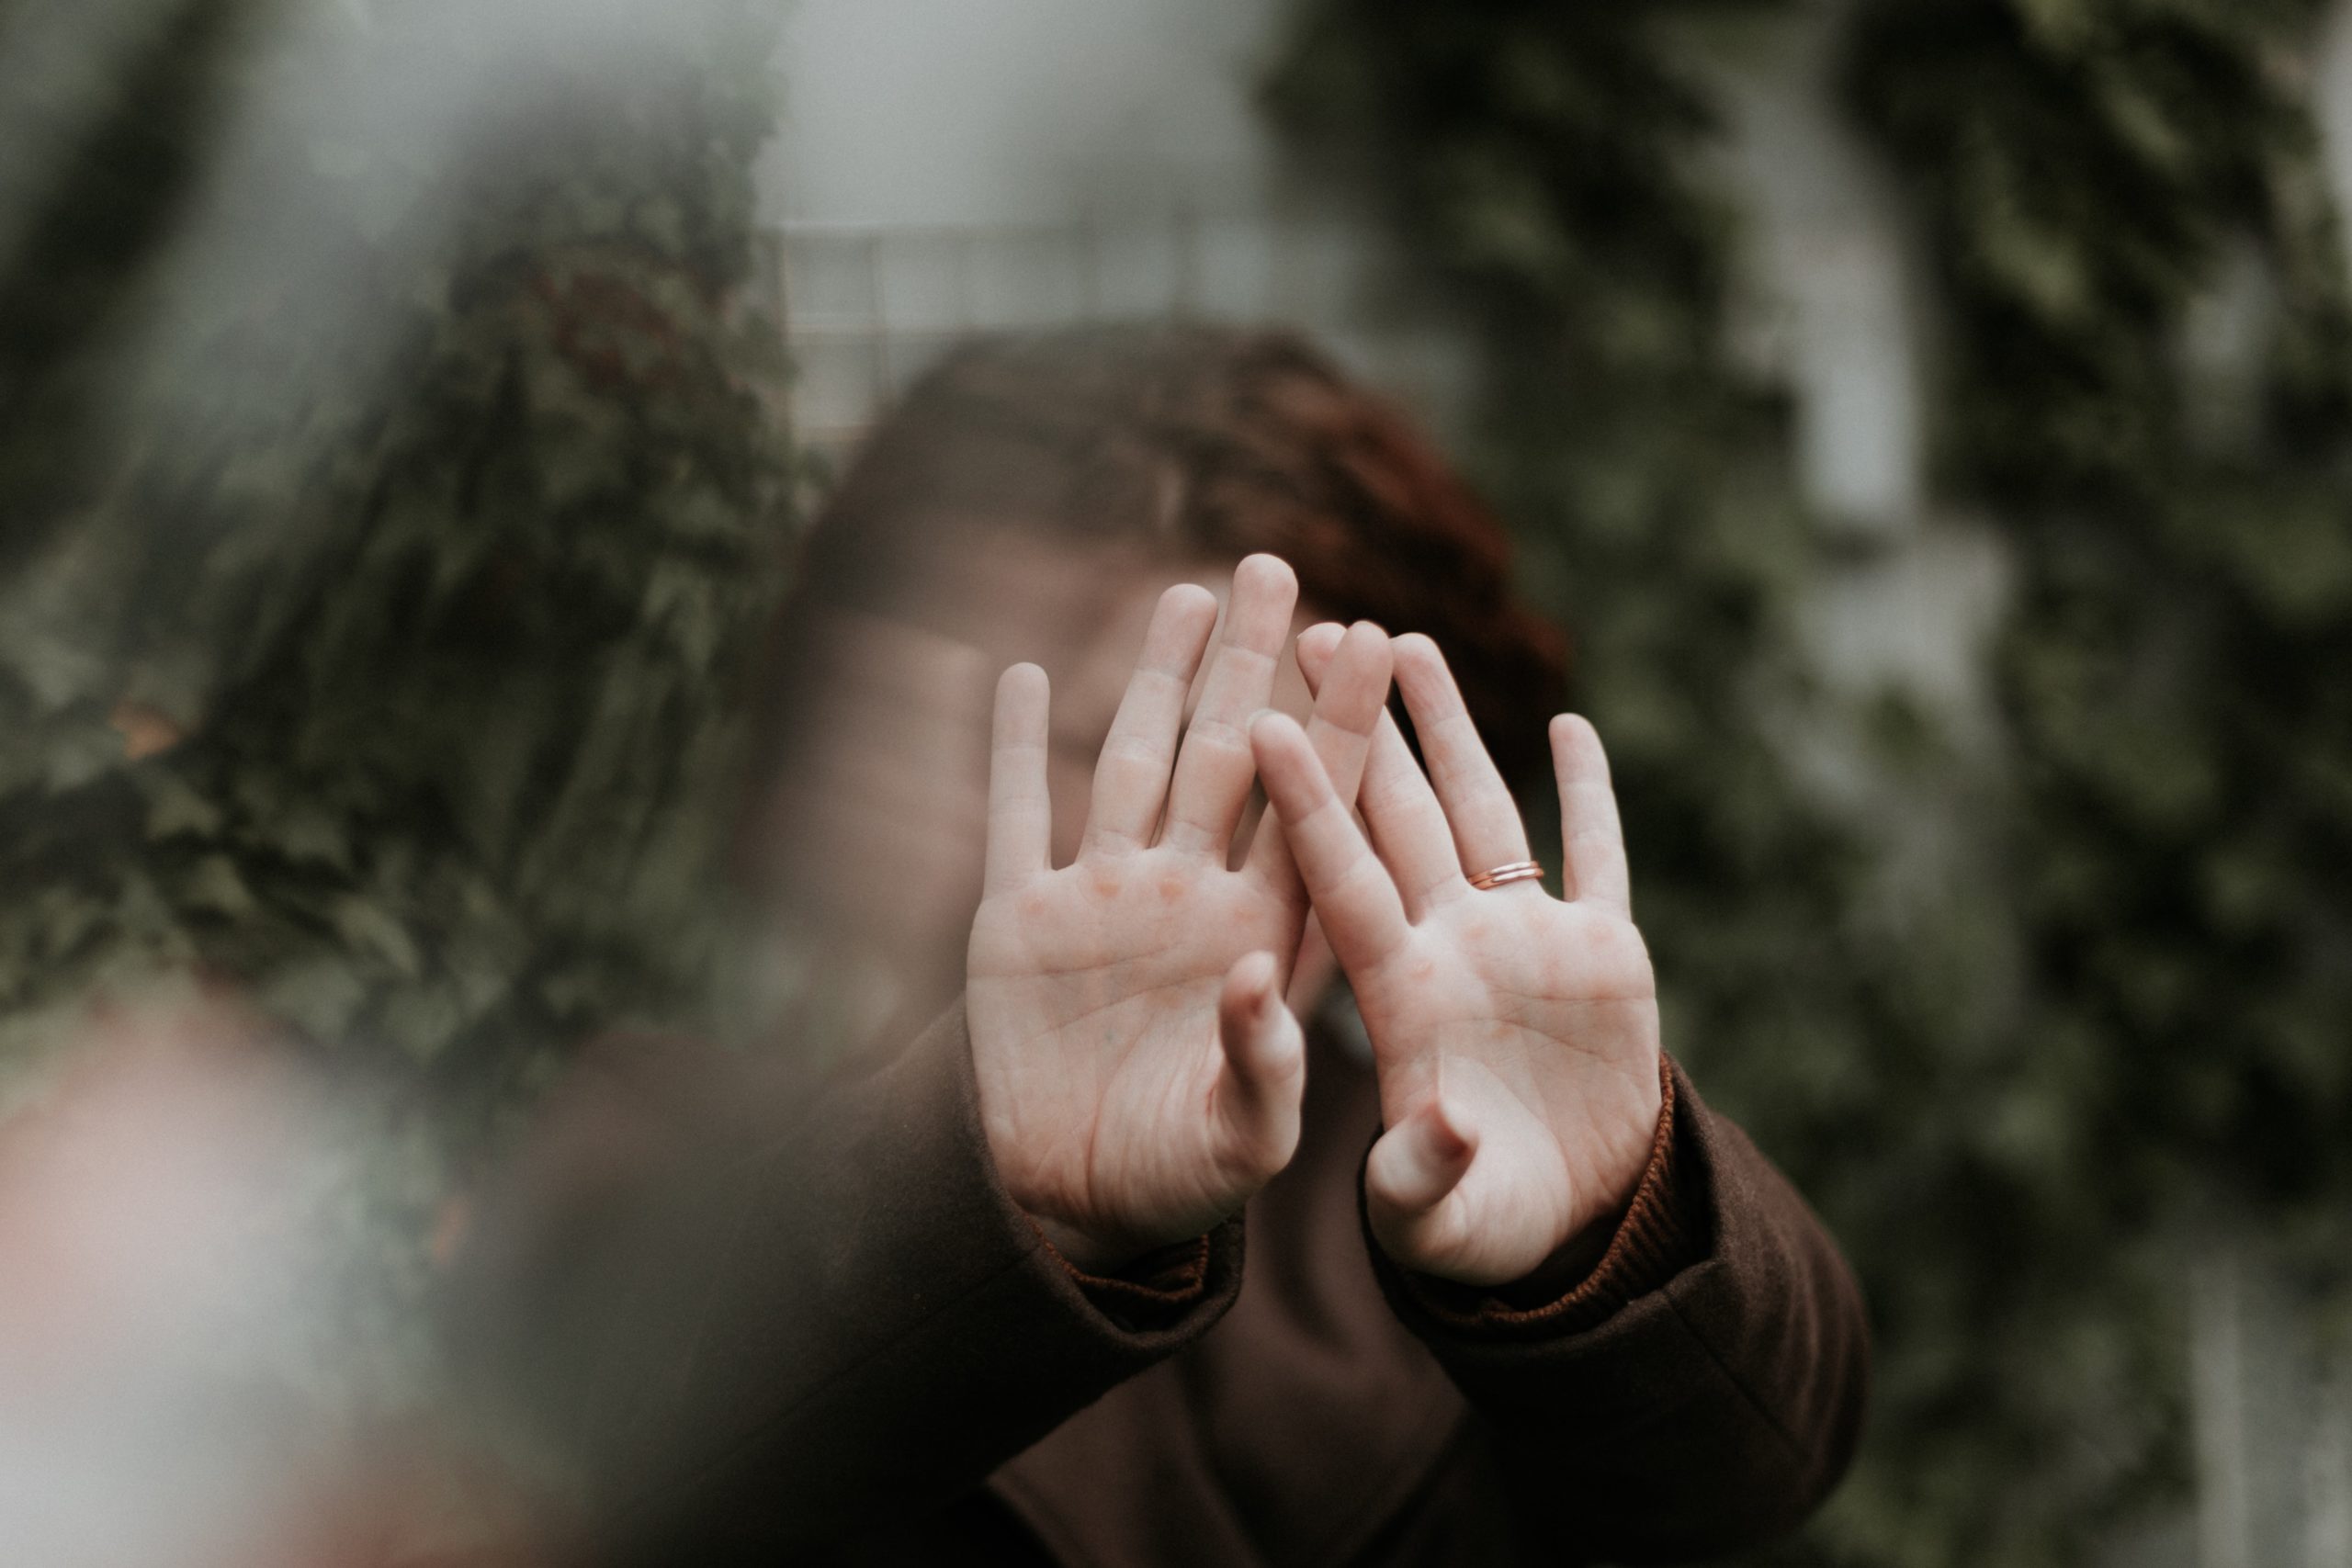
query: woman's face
[{"left": 760, "top": 534, "right": 1319, "bottom": 993}]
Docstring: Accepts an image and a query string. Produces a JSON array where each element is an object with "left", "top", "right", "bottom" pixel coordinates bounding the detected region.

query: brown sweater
[{"left": 455, "top": 1006, "right": 1869, "bottom": 1567}]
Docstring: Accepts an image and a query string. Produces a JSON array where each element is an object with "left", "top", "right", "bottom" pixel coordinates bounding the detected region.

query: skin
[
  {"left": 1262, "top": 628, "right": 1662, "bottom": 1285},
  {"left": 760, "top": 538, "right": 1335, "bottom": 1011},
  {"left": 967, "top": 556, "right": 1664, "bottom": 1285},
  {"left": 966, "top": 556, "right": 1395, "bottom": 1269}
]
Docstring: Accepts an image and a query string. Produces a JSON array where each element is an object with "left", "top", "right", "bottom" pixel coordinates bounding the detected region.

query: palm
[
  {"left": 965, "top": 560, "right": 1393, "bottom": 1271},
  {"left": 968, "top": 856, "right": 1301, "bottom": 1249},
  {"left": 1351, "top": 896, "right": 1660, "bottom": 1274},
  {"left": 1256, "top": 632, "right": 1664, "bottom": 1287}
]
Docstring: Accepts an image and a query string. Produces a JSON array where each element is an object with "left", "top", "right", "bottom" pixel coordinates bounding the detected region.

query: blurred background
[{"left": 5, "top": 0, "right": 2352, "bottom": 1563}]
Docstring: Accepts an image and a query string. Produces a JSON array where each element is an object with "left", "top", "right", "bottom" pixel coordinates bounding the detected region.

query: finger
[
  {"left": 1249, "top": 712, "right": 1410, "bottom": 970},
  {"left": 1249, "top": 621, "right": 1393, "bottom": 886},
  {"left": 1163, "top": 555, "right": 1298, "bottom": 857},
  {"left": 1293, "top": 620, "right": 1346, "bottom": 689},
  {"left": 1392, "top": 633, "right": 1532, "bottom": 882},
  {"left": 984, "top": 663, "right": 1052, "bottom": 894},
  {"left": 1299, "top": 632, "right": 1463, "bottom": 919},
  {"left": 1551, "top": 714, "right": 1632, "bottom": 916},
  {"left": 1364, "top": 1100, "right": 1476, "bottom": 1257},
  {"left": 1209, "top": 950, "right": 1306, "bottom": 1178},
  {"left": 1081, "top": 583, "right": 1220, "bottom": 857},
  {"left": 1295, "top": 621, "right": 1390, "bottom": 806},
  {"left": 1222, "top": 616, "right": 1340, "bottom": 871}
]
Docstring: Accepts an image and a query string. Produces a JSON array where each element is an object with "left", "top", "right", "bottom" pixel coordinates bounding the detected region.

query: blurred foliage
[
  {"left": 0, "top": 0, "right": 793, "bottom": 1371},
  {"left": 1273, "top": 0, "right": 2352, "bottom": 1563},
  {"left": 1841, "top": 0, "right": 2352, "bottom": 1557}
]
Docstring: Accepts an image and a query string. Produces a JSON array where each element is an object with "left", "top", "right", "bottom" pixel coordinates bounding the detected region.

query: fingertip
[
  {"left": 995, "top": 662, "right": 1049, "bottom": 725},
  {"left": 1338, "top": 619, "right": 1395, "bottom": 677},
  {"left": 1389, "top": 633, "right": 1447, "bottom": 704},
  {"left": 1367, "top": 1105, "right": 1473, "bottom": 1216},
  {"left": 1414, "top": 1098, "right": 1475, "bottom": 1165},
  {"left": 1250, "top": 710, "right": 1325, "bottom": 787},
  {"left": 1226, "top": 948, "right": 1281, "bottom": 1003},
  {"left": 1218, "top": 956, "right": 1304, "bottom": 1112},
  {"left": 1248, "top": 707, "right": 1305, "bottom": 750},
  {"left": 1550, "top": 712, "right": 1609, "bottom": 770},
  {"left": 1293, "top": 624, "right": 1343, "bottom": 697},
  {"left": 1296, "top": 620, "right": 1345, "bottom": 663},
  {"left": 1235, "top": 552, "right": 1299, "bottom": 598},
  {"left": 1160, "top": 581, "right": 1220, "bottom": 622}
]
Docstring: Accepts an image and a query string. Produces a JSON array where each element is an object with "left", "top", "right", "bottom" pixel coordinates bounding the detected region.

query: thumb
[
  {"left": 1364, "top": 1099, "right": 1476, "bottom": 1261},
  {"left": 1210, "top": 951, "right": 1306, "bottom": 1181}
]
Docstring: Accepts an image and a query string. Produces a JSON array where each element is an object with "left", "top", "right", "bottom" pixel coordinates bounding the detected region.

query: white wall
[
  {"left": 763, "top": 0, "right": 1272, "bottom": 229},
  {"left": 758, "top": 0, "right": 1470, "bottom": 452}
]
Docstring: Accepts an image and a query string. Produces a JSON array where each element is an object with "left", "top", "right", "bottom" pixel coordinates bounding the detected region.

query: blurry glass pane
[
  {"left": 875, "top": 233, "right": 967, "bottom": 333},
  {"left": 791, "top": 334, "right": 883, "bottom": 439},
  {"left": 785, "top": 233, "right": 878, "bottom": 327},
  {"left": 1270, "top": 217, "right": 1363, "bottom": 326},
  {"left": 1193, "top": 214, "right": 1279, "bottom": 321},
  {"left": 967, "top": 229, "right": 1087, "bottom": 327},
  {"left": 1093, "top": 218, "right": 1185, "bottom": 318},
  {"left": 878, "top": 332, "right": 955, "bottom": 398}
]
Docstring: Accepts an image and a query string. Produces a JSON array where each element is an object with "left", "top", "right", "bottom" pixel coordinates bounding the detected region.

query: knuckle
[
  {"left": 1182, "top": 716, "right": 1252, "bottom": 760},
  {"left": 1099, "top": 733, "right": 1165, "bottom": 767}
]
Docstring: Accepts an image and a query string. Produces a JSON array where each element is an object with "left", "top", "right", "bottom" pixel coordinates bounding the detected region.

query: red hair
[{"left": 780, "top": 325, "right": 1567, "bottom": 777}]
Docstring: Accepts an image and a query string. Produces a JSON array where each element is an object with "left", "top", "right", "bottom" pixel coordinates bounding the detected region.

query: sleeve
[
  {"left": 445, "top": 1004, "right": 1242, "bottom": 1564},
  {"left": 1363, "top": 1057, "right": 1870, "bottom": 1563}
]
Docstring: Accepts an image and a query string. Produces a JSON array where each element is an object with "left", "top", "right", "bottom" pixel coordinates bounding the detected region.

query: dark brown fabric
[
  {"left": 1053, "top": 1232, "right": 1220, "bottom": 1333},
  {"left": 451, "top": 1007, "right": 1869, "bottom": 1568},
  {"left": 1358, "top": 1055, "right": 1871, "bottom": 1562}
]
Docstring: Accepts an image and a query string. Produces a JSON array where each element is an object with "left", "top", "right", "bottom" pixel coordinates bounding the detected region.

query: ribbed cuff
[
  {"left": 1039, "top": 1227, "right": 1221, "bottom": 1334},
  {"left": 1384, "top": 1055, "right": 1697, "bottom": 1339}
]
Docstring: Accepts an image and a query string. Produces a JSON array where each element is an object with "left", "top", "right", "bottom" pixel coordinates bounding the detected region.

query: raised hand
[
  {"left": 1251, "top": 630, "right": 1662, "bottom": 1288},
  {"left": 966, "top": 556, "right": 1394, "bottom": 1272}
]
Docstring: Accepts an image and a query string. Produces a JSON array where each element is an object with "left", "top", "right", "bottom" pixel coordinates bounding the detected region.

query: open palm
[
  {"left": 1255, "top": 631, "right": 1663, "bottom": 1287},
  {"left": 967, "top": 558, "right": 1393, "bottom": 1271}
]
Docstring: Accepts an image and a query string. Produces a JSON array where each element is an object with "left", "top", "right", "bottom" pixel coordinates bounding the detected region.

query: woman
[
  {"left": 743, "top": 328, "right": 1569, "bottom": 1047},
  {"left": 458, "top": 327, "right": 1869, "bottom": 1566}
]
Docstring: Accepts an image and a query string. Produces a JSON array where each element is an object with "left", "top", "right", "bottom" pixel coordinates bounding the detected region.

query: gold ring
[{"left": 1467, "top": 859, "right": 1544, "bottom": 891}]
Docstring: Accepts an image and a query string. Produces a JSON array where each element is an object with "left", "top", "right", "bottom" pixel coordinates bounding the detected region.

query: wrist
[
  {"left": 1366, "top": 1060, "right": 1666, "bottom": 1289},
  {"left": 1475, "top": 1197, "right": 1625, "bottom": 1306},
  {"left": 1385, "top": 1056, "right": 1690, "bottom": 1331},
  {"left": 1025, "top": 1210, "right": 1146, "bottom": 1276},
  {"left": 1380, "top": 1203, "right": 1607, "bottom": 1292}
]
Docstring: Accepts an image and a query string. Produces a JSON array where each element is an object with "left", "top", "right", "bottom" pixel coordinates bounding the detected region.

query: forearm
[
  {"left": 447, "top": 1005, "right": 1241, "bottom": 1562},
  {"left": 1371, "top": 1060, "right": 1870, "bottom": 1561}
]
